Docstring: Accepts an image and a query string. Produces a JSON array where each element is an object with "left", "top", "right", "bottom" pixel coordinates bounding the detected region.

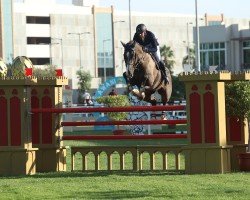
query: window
[
  {"left": 95, "top": 12, "right": 114, "bottom": 79},
  {"left": 200, "top": 42, "right": 226, "bottom": 70},
  {"left": 243, "top": 40, "right": 250, "bottom": 69},
  {"left": 208, "top": 21, "right": 222, "bottom": 26},
  {"left": 29, "top": 58, "right": 50, "bottom": 65},
  {"left": 27, "top": 37, "right": 51, "bottom": 44},
  {"left": 26, "top": 16, "right": 50, "bottom": 24},
  {"left": 14, "top": 0, "right": 24, "bottom": 2}
]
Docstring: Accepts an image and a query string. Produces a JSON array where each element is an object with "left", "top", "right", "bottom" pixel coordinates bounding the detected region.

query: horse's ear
[{"left": 121, "top": 41, "right": 126, "bottom": 48}]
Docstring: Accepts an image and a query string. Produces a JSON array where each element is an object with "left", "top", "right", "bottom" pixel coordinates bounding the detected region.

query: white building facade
[{"left": 1, "top": 0, "right": 249, "bottom": 102}]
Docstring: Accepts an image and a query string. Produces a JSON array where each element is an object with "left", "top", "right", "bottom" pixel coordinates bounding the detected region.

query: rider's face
[{"left": 139, "top": 31, "right": 146, "bottom": 39}]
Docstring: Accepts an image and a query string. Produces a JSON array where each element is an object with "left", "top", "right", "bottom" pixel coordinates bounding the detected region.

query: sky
[{"left": 99, "top": 0, "right": 250, "bottom": 19}]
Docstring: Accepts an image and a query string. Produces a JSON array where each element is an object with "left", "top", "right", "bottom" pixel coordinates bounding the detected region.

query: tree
[
  {"left": 96, "top": 95, "right": 131, "bottom": 131},
  {"left": 160, "top": 45, "right": 175, "bottom": 74},
  {"left": 225, "top": 81, "right": 250, "bottom": 152},
  {"left": 76, "top": 70, "right": 92, "bottom": 103},
  {"left": 182, "top": 48, "right": 195, "bottom": 69},
  {"left": 33, "top": 65, "right": 57, "bottom": 77},
  {"left": 170, "top": 76, "right": 185, "bottom": 101}
]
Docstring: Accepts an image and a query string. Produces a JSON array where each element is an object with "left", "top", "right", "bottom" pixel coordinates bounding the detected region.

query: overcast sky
[{"left": 99, "top": 0, "right": 250, "bottom": 19}]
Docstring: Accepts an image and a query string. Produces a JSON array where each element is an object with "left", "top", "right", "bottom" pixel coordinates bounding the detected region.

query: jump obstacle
[{"left": 0, "top": 72, "right": 249, "bottom": 175}]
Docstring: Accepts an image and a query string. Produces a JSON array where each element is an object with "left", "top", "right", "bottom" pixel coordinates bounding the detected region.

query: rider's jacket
[{"left": 133, "top": 30, "right": 159, "bottom": 53}]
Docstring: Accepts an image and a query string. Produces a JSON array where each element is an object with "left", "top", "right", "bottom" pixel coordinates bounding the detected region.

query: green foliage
[
  {"left": 225, "top": 81, "right": 250, "bottom": 152},
  {"left": 76, "top": 70, "right": 92, "bottom": 93},
  {"left": 96, "top": 95, "right": 130, "bottom": 121},
  {"left": 170, "top": 76, "right": 186, "bottom": 101},
  {"left": 33, "top": 65, "right": 57, "bottom": 77},
  {"left": 182, "top": 48, "right": 195, "bottom": 68},
  {"left": 160, "top": 45, "right": 175, "bottom": 74},
  {"left": 225, "top": 81, "right": 250, "bottom": 119}
]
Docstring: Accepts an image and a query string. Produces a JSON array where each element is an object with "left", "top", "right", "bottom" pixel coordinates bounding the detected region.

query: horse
[{"left": 121, "top": 41, "right": 172, "bottom": 118}]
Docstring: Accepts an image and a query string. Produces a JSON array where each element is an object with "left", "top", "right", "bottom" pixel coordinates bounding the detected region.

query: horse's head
[{"left": 121, "top": 41, "right": 143, "bottom": 80}]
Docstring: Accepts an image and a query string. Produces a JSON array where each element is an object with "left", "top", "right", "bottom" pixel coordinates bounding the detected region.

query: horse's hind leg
[
  {"left": 143, "top": 91, "right": 157, "bottom": 105},
  {"left": 159, "top": 90, "right": 169, "bottom": 120}
]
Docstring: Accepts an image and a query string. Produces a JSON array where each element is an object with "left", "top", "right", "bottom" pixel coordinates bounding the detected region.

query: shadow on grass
[
  {"left": 62, "top": 190, "right": 152, "bottom": 199},
  {"left": 0, "top": 170, "right": 185, "bottom": 179}
]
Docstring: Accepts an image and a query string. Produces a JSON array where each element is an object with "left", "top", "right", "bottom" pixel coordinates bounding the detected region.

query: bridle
[
  {"left": 124, "top": 43, "right": 146, "bottom": 79},
  {"left": 123, "top": 41, "right": 164, "bottom": 92}
]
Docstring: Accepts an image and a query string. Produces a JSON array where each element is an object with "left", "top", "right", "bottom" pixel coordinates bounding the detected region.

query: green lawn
[
  {"left": 0, "top": 140, "right": 249, "bottom": 199},
  {"left": 0, "top": 172, "right": 249, "bottom": 199}
]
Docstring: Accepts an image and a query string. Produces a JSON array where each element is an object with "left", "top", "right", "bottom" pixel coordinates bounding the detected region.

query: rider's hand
[{"left": 143, "top": 47, "right": 149, "bottom": 52}]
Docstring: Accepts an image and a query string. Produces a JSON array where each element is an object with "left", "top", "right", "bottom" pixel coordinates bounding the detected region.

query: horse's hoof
[
  {"left": 161, "top": 116, "right": 167, "bottom": 120},
  {"left": 131, "top": 88, "right": 140, "bottom": 96},
  {"left": 141, "top": 92, "right": 145, "bottom": 99}
]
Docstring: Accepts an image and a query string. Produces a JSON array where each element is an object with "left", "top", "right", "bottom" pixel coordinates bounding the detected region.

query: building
[
  {"left": 199, "top": 19, "right": 250, "bottom": 71},
  {"left": 1, "top": 0, "right": 250, "bottom": 103}
]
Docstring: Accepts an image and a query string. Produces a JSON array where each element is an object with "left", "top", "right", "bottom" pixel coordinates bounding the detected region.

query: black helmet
[{"left": 136, "top": 24, "right": 147, "bottom": 34}]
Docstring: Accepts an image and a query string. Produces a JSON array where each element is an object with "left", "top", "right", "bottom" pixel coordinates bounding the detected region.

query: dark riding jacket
[
  {"left": 133, "top": 30, "right": 160, "bottom": 62},
  {"left": 133, "top": 30, "right": 159, "bottom": 53}
]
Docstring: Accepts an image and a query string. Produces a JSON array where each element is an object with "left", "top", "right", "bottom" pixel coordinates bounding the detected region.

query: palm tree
[
  {"left": 160, "top": 45, "right": 175, "bottom": 75},
  {"left": 182, "top": 48, "right": 195, "bottom": 69}
]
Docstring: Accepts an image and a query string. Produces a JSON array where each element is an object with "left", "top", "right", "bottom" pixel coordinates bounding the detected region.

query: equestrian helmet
[{"left": 136, "top": 24, "right": 147, "bottom": 34}]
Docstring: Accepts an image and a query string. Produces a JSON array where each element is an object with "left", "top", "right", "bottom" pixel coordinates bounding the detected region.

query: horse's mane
[{"left": 126, "top": 41, "right": 143, "bottom": 51}]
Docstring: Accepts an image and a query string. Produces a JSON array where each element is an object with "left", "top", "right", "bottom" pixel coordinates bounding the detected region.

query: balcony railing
[{"left": 71, "top": 145, "right": 186, "bottom": 172}]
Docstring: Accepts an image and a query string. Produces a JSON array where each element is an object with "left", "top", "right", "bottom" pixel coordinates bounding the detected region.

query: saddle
[{"left": 148, "top": 53, "right": 160, "bottom": 70}]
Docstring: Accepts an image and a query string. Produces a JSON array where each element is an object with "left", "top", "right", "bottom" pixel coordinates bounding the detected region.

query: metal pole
[
  {"left": 187, "top": 22, "right": 192, "bottom": 65},
  {"left": 195, "top": 0, "right": 201, "bottom": 71},
  {"left": 187, "top": 23, "right": 190, "bottom": 65},
  {"left": 103, "top": 39, "right": 111, "bottom": 83},
  {"left": 49, "top": 43, "right": 52, "bottom": 66},
  {"left": 103, "top": 40, "right": 106, "bottom": 82},
  {"left": 61, "top": 39, "right": 64, "bottom": 73},
  {"left": 78, "top": 34, "right": 82, "bottom": 69},
  {"left": 68, "top": 32, "right": 90, "bottom": 70},
  {"left": 129, "top": 0, "right": 132, "bottom": 40}
]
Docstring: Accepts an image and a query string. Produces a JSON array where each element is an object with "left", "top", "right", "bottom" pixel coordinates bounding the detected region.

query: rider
[{"left": 133, "top": 24, "right": 169, "bottom": 84}]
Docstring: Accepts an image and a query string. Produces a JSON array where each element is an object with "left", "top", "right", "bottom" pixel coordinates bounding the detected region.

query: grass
[
  {"left": 0, "top": 140, "right": 249, "bottom": 199},
  {"left": 0, "top": 172, "right": 249, "bottom": 199}
]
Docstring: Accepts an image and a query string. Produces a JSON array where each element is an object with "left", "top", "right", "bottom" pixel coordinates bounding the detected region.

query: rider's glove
[{"left": 143, "top": 47, "right": 149, "bottom": 53}]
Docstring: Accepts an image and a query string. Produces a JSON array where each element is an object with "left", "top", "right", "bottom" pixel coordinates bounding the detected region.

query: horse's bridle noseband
[{"left": 125, "top": 45, "right": 145, "bottom": 79}]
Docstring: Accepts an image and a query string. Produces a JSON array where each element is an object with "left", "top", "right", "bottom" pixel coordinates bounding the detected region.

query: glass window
[
  {"left": 56, "top": 0, "right": 72, "bottom": 4},
  {"left": 243, "top": 41, "right": 250, "bottom": 48},
  {"left": 26, "top": 16, "right": 50, "bottom": 24},
  {"left": 209, "top": 43, "right": 214, "bottom": 49},
  {"left": 208, "top": 21, "right": 221, "bottom": 26},
  {"left": 243, "top": 49, "right": 250, "bottom": 63},
  {"left": 214, "top": 51, "right": 219, "bottom": 65},
  {"left": 220, "top": 42, "right": 225, "bottom": 48},
  {"left": 200, "top": 41, "right": 226, "bottom": 70},
  {"left": 214, "top": 43, "right": 219, "bottom": 49},
  {"left": 95, "top": 12, "right": 114, "bottom": 78},
  {"left": 27, "top": 37, "right": 51, "bottom": 44},
  {"left": 2, "top": 0, "right": 13, "bottom": 63},
  {"left": 209, "top": 51, "right": 214, "bottom": 65},
  {"left": 220, "top": 51, "right": 225, "bottom": 65},
  {"left": 200, "top": 52, "right": 206, "bottom": 67},
  {"left": 29, "top": 58, "right": 50, "bottom": 65},
  {"left": 14, "top": 0, "right": 24, "bottom": 2}
]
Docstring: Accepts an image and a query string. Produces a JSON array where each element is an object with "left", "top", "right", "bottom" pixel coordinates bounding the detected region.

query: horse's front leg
[{"left": 131, "top": 86, "right": 146, "bottom": 100}]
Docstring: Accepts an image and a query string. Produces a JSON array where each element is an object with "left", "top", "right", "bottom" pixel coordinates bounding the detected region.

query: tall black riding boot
[{"left": 159, "top": 61, "right": 169, "bottom": 85}]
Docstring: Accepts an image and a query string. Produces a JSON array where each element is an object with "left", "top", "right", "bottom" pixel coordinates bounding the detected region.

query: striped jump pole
[
  {"left": 31, "top": 105, "right": 186, "bottom": 113},
  {"left": 61, "top": 119, "right": 187, "bottom": 126}
]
